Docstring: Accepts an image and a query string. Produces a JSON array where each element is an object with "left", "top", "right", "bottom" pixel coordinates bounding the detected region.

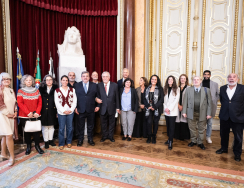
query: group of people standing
[{"left": 0, "top": 68, "right": 243, "bottom": 167}]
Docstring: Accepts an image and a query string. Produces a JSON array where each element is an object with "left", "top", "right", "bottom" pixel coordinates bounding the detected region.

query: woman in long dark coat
[{"left": 39, "top": 74, "right": 58, "bottom": 149}]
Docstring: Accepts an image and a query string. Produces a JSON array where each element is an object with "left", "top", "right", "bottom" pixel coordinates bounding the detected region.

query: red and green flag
[{"left": 34, "top": 50, "right": 41, "bottom": 88}]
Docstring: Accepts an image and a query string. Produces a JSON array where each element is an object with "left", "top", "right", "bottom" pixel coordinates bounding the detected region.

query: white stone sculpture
[{"left": 57, "top": 26, "right": 86, "bottom": 84}]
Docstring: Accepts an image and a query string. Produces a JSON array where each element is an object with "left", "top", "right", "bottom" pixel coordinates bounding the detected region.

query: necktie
[
  {"left": 196, "top": 88, "right": 198, "bottom": 92},
  {"left": 105, "top": 84, "right": 107, "bottom": 95},
  {"left": 84, "top": 83, "right": 87, "bottom": 94}
]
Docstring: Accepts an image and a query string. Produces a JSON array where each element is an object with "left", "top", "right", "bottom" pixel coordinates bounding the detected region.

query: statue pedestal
[{"left": 57, "top": 54, "right": 86, "bottom": 85}]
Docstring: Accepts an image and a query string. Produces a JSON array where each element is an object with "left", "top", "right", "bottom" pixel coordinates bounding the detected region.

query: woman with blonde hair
[{"left": 0, "top": 72, "right": 18, "bottom": 166}]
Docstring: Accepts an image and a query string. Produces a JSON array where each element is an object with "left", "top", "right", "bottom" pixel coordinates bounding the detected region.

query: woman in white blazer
[{"left": 163, "top": 75, "right": 180, "bottom": 150}]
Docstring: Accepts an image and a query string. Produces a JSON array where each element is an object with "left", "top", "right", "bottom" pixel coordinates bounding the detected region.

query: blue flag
[{"left": 16, "top": 54, "right": 24, "bottom": 93}]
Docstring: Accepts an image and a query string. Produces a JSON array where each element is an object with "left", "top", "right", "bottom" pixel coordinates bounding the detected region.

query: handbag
[{"left": 24, "top": 118, "right": 41, "bottom": 132}]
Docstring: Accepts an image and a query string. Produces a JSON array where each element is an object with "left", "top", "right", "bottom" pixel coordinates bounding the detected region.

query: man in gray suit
[
  {"left": 183, "top": 76, "right": 212, "bottom": 150},
  {"left": 202, "top": 70, "right": 219, "bottom": 144}
]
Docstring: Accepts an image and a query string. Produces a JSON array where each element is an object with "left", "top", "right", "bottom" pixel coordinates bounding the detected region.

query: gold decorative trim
[
  {"left": 186, "top": 0, "right": 191, "bottom": 76},
  {"left": 120, "top": 0, "right": 124, "bottom": 77},
  {"left": 232, "top": 0, "right": 239, "bottom": 73},
  {"left": 158, "top": 0, "right": 163, "bottom": 79},
  {"left": 148, "top": 0, "right": 154, "bottom": 77},
  {"left": 1, "top": 0, "right": 8, "bottom": 72},
  {"left": 200, "top": 0, "right": 206, "bottom": 75}
]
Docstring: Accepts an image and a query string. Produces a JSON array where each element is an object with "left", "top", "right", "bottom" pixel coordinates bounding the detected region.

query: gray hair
[
  {"left": 40, "top": 74, "right": 57, "bottom": 87},
  {"left": 101, "top": 71, "right": 110, "bottom": 77},
  {"left": 123, "top": 68, "right": 129, "bottom": 72},
  {"left": 227, "top": 73, "right": 239, "bottom": 79},
  {"left": 192, "top": 76, "right": 202, "bottom": 81},
  {"left": 68, "top": 72, "right": 76, "bottom": 76},
  {"left": 20, "top": 74, "right": 35, "bottom": 88},
  {"left": 81, "top": 71, "right": 90, "bottom": 77}
]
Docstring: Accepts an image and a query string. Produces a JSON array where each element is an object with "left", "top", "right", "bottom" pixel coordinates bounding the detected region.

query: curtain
[
  {"left": 19, "top": 0, "right": 118, "bottom": 16},
  {"left": 10, "top": 0, "right": 117, "bottom": 91}
]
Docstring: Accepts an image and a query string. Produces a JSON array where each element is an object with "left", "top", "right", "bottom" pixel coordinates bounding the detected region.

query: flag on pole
[
  {"left": 48, "top": 52, "right": 55, "bottom": 78},
  {"left": 16, "top": 47, "right": 24, "bottom": 93},
  {"left": 34, "top": 50, "right": 41, "bottom": 89}
]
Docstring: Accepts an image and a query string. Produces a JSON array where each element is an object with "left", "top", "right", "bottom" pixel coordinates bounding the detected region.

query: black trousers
[
  {"left": 220, "top": 119, "right": 243, "bottom": 156},
  {"left": 146, "top": 110, "right": 160, "bottom": 136},
  {"left": 77, "top": 111, "right": 95, "bottom": 141},
  {"left": 72, "top": 113, "right": 79, "bottom": 139},
  {"left": 165, "top": 116, "right": 177, "bottom": 142},
  {"left": 100, "top": 111, "right": 115, "bottom": 139},
  {"left": 20, "top": 118, "right": 40, "bottom": 145}
]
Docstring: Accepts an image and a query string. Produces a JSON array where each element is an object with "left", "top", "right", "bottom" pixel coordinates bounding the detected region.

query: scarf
[{"left": 145, "top": 85, "right": 159, "bottom": 116}]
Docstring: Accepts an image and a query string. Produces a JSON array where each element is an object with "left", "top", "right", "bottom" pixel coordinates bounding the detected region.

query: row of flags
[{"left": 16, "top": 48, "right": 55, "bottom": 91}]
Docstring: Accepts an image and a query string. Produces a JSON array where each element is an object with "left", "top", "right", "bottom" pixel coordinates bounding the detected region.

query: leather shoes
[
  {"left": 164, "top": 140, "right": 169, "bottom": 145},
  {"left": 100, "top": 138, "right": 106, "bottom": 142},
  {"left": 146, "top": 136, "right": 151, "bottom": 144},
  {"left": 35, "top": 145, "right": 44, "bottom": 154},
  {"left": 77, "top": 140, "right": 83, "bottom": 147},
  {"left": 216, "top": 148, "right": 228, "bottom": 154},
  {"left": 44, "top": 141, "right": 49, "bottom": 149},
  {"left": 234, "top": 155, "right": 241, "bottom": 162},
  {"left": 168, "top": 141, "right": 173, "bottom": 150},
  {"left": 110, "top": 138, "right": 115, "bottom": 142},
  {"left": 198, "top": 144, "right": 205, "bottom": 150},
  {"left": 127, "top": 137, "right": 132, "bottom": 141},
  {"left": 25, "top": 144, "right": 31, "bottom": 155},
  {"left": 49, "top": 140, "right": 56, "bottom": 147},
  {"left": 122, "top": 136, "right": 127, "bottom": 140},
  {"left": 188, "top": 142, "right": 197, "bottom": 147},
  {"left": 88, "top": 140, "right": 95, "bottom": 146}
]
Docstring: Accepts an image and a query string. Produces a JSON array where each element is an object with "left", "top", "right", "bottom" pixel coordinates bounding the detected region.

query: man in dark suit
[
  {"left": 216, "top": 73, "right": 244, "bottom": 162},
  {"left": 75, "top": 71, "right": 99, "bottom": 146},
  {"left": 117, "top": 68, "right": 129, "bottom": 92},
  {"left": 97, "top": 71, "right": 120, "bottom": 142}
]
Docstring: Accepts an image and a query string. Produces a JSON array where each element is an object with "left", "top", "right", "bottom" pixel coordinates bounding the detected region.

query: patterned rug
[{"left": 0, "top": 146, "right": 244, "bottom": 188}]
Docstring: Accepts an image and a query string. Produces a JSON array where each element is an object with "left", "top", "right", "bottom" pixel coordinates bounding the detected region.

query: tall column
[
  {"left": 124, "top": 0, "right": 135, "bottom": 80},
  {"left": 192, "top": 0, "right": 200, "bottom": 77},
  {"left": 0, "top": 2, "right": 5, "bottom": 73}
]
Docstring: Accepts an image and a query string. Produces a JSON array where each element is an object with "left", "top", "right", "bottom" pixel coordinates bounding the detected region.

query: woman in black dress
[
  {"left": 174, "top": 74, "right": 190, "bottom": 140},
  {"left": 133, "top": 77, "right": 149, "bottom": 138}
]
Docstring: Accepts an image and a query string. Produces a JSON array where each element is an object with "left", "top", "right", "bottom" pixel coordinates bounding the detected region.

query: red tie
[{"left": 105, "top": 84, "right": 107, "bottom": 94}]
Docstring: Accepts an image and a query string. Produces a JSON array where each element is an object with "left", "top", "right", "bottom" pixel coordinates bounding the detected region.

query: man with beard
[
  {"left": 201, "top": 70, "right": 219, "bottom": 144},
  {"left": 216, "top": 73, "right": 244, "bottom": 162},
  {"left": 68, "top": 72, "right": 77, "bottom": 88}
]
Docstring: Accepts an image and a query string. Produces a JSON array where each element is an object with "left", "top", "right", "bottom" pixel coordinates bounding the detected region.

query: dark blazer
[
  {"left": 219, "top": 84, "right": 244, "bottom": 123},
  {"left": 117, "top": 79, "right": 123, "bottom": 92},
  {"left": 119, "top": 88, "right": 139, "bottom": 113},
  {"left": 39, "top": 84, "right": 58, "bottom": 126},
  {"left": 97, "top": 82, "right": 119, "bottom": 115},
  {"left": 144, "top": 86, "right": 164, "bottom": 114},
  {"left": 74, "top": 81, "right": 98, "bottom": 114}
]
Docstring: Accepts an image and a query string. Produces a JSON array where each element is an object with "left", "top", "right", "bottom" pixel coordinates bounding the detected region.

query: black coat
[
  {"left": 39, "top": 84, "right": 58, "bottom": 126},
  {"left": 97, "top": 82, "right": 119, "bottom": 115},
  {"left": 117, "top": 79, "right": 123, "bottom": 92},
  {"left": 219, "top": 84, "right": 244, "bottom": 123},
  {"left": 144, "top": 86, "right": 164, "bottom": 115},
  {"left": 119, "top": 88, "right": 139, "bottom": 113},
  {"left": 74, "top": 81, "right": 98, "bottom": 113}
]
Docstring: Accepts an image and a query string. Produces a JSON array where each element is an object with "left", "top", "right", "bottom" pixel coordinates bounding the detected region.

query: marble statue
[
  {"left": 57, "top": 26, "right": 86, "bottom": 84},
  {"left": 58, "top": 26, "right": 84, "bottom": 56}
]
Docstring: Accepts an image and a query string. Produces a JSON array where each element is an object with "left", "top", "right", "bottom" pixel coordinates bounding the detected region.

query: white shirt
[
  {"left": 47, "top": 86, "right": 52, "bottom": 94},
  {"left": 226, "top": 84, "right": 237, "bottom": 100},
  {"left": 54, "top": 87, "right": 77, "bottom": 115},
  {"left": 194, "top": 86, "right": 201, "bottom": 92},
  {"left": 104, "top": 81, "right": 110, "bottom": 96},
  {"left": 83, "top": 81, "right": 89, "bottom": 92}
]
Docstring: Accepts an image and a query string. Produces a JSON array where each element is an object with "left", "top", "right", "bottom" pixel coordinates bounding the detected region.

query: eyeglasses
[
  {"left": 46, "top": 79, "right": 53, "bottom": 82},
  {"left": 2, "top": 78, "right": 11, "bottom": 81}
]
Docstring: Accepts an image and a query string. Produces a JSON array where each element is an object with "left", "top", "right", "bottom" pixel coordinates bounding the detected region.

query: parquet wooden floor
[{"left": 1, "top": 126, "right": 243, "bottom": 172}]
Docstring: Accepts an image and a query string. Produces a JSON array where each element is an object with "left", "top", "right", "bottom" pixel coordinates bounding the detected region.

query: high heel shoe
[
  {"left": 8, "top": 159, "right": 15, "bottom": 166},
  {"left": 0, "top": 155, "right": 9, "bottom": 159},
  {"left": 35, "top": 145, "right": 44, "bottom": 154}
]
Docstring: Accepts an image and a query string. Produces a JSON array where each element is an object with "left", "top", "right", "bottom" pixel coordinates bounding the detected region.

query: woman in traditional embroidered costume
[
  {"left": 17, "top": 74, "right": 44, "bottom": 155},
  {"left": 55, "top": 75, "right": 77, "bottom": 150},
  {"left": 0, "top": 72, "right": 18, "bottom": 166}
]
